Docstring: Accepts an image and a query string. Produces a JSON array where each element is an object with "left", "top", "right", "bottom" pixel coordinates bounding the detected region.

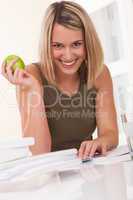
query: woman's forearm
[
  {"left": 98, "top": 131, "right": 118, "bottom": 151},
  {"left": 19, "top": 84, "right": 52, "bottom": 155}
]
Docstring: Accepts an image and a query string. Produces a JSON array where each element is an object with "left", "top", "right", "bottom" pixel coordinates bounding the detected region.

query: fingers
[
  {"left": 79, "top": 141, "right": 95, "bottom": 159},
  {"left": 1, "top": 61, "right": 8, "bottom": 78},
  {"left": 6, "top": 64, "right": 14, "bottom": 83},
  {"left": 7, "top": 57, "right": 18, "bottom": 71},
  {"left": 89, "top": 143, "right": 98, "bottom": 158},
  {"left": 101, "top": 144, "right": 107, "bottom": 156},
  {"left": 78, "top": 141, "right": 86, "bottom": 159},
  {"left": 1, "top": 58, "right": 18, "bottom": 83},
  {"left": 18, "top": 69, "right": 27, "bottom": 85},
  {"left": 13, "top": 68, "right": 20, "bottom": 83},
  {"left": 82, "top": 142, "right": 97, "bottom": 159},
  {"left": 83, "top": 142, "right": 92, "bottom": 159},
  {"left": 1, "top": 57, "right": 31, "bottom": 85},
  {"left": 78, "top": 139, "right": 108, "bottom": 160},
  {"left": 13, "top": 68, "right": 30, "bottom": 85}
]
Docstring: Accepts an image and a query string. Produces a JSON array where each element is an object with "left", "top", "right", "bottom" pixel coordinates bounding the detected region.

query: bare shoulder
[
  {"left": 94, "top": 65, "right": 113, "bottom": 90},
  {"left": 25, "top": 63, "right": 43, "bottom": 85}
]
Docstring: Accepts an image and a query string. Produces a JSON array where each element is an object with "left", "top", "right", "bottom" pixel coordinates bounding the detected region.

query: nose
[{"left": 62, "top": 47, "right": 73, "bottom": 60}]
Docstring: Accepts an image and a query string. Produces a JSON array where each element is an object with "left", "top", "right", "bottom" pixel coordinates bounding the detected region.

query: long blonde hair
[{"left": 39, "top": 1, "right": 104, "bottom": 88}]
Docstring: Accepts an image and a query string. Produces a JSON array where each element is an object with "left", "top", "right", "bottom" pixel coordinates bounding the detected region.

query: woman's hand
[
  {"left": 78, "top": 137, "right": 109, "bottom": 160},
  {"left": 1, "top": 59, "right": 40, "bottom": 90}
]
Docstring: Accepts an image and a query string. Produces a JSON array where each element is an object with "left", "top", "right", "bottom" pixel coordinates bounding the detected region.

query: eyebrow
[{"left": 51, "top": 40, "right": 84, "bottom": 44}]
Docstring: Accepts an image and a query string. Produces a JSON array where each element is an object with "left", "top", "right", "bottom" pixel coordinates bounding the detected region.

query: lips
[{"left": 60, "top": 59, "right": 77, "bottom": 68}]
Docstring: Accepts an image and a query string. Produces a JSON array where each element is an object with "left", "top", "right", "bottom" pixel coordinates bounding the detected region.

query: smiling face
[{"left": 51, "top": 23, "right": 86, "bottom": 77}]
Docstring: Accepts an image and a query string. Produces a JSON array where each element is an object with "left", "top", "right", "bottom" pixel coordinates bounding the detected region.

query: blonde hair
[{"left": 39, "top": 1, "right": 104, "bottom": 88}]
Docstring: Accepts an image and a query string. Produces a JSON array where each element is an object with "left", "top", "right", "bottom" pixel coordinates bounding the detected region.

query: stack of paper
[
  {"left": 0, "top": 148, "right": 81, "bottom": 192},
  {"left": 0, "top": 148, "right": 81, "bottom": 182},
  {"left": 106, "top": 145, "right": 129, "bottom": 157},
  {"left": 0, "top": 137, "right": 34, "bottom": 163},
  {"left": 0, "top": 145, "right": 130, "bottom": 183},
  {"left": 92, "top": 145, "right": 131, "bottom": 165}
]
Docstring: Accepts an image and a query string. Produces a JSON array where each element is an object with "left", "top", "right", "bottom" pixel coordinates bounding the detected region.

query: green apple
[{"left": 4, "top": 55, "right": 25, "bottom": 71}]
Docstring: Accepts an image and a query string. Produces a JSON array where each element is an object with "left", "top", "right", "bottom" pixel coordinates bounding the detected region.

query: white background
[
  {"left": 0, "top": 0, "right": 54, "bottom": 137},
  {"left": 0, "top": 0, "right": 133, "bottom": 145}
]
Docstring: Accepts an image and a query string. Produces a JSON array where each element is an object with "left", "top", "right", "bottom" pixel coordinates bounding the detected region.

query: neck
[
  {"left": 55, "top": 72, "right": 80, "bottom": 96},
  {"left": 57, "top": 74, "right": 79, "bottom": 85},
  {"left": 55, "top": 68, "right": 79, "bottom": 83}
]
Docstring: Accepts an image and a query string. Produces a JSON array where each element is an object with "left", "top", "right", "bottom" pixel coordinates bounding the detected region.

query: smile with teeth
[{"left": 61, "top": 59, "right": 77, "bottom": 66}]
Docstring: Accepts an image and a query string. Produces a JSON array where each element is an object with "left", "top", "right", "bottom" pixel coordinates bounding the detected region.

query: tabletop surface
[{"left": 0, "top": 148, "right": 133, "bottom": 200}]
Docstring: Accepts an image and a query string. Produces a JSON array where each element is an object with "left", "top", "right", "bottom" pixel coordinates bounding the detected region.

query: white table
[{"left": 0, "top": 157, "right": 133, "bottom": 200}]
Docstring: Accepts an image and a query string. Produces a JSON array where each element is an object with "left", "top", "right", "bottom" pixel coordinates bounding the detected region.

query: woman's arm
[
  {"left": 16, "top": 64, "right": 52, "bottom": 155},
  {"left": 78, "top": 65, "right": 118, "bottom": 159},
  {"left": 95, "top": 65, "right": 118, "bottom": 148}
]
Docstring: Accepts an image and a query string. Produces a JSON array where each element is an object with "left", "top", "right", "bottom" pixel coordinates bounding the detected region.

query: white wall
[
  {"left": 0, "top": 0, "right": 133, "bottom": 141},
  {"left": 76, "top": 0, "right": 133, "bottom": 77},
  {"left": 0, "top": 0, "right": 54, "bottom": 137},
  {"left": 76, "top": 0, "right": 133, "bottom": 145},
  {"left": 119, "top": 0, "right": 133, "bottom": 83}
]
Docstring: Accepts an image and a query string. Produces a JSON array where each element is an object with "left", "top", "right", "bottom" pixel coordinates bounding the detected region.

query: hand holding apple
[
  {"left": 4, "top": 54, "right": 25, "bottom": 72},
  {"left": 1, "top": 55, "right": 40, "bottom": 91}
]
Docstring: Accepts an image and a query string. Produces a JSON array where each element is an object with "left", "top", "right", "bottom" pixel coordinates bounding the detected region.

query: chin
[{"left": 59, "top": 67, "right": 79, "bottom": 76}]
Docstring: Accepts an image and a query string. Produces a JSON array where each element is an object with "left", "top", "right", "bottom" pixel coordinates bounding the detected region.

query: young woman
[{"left": 1, "top": 1, "right": 118, "bottom": 159}]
